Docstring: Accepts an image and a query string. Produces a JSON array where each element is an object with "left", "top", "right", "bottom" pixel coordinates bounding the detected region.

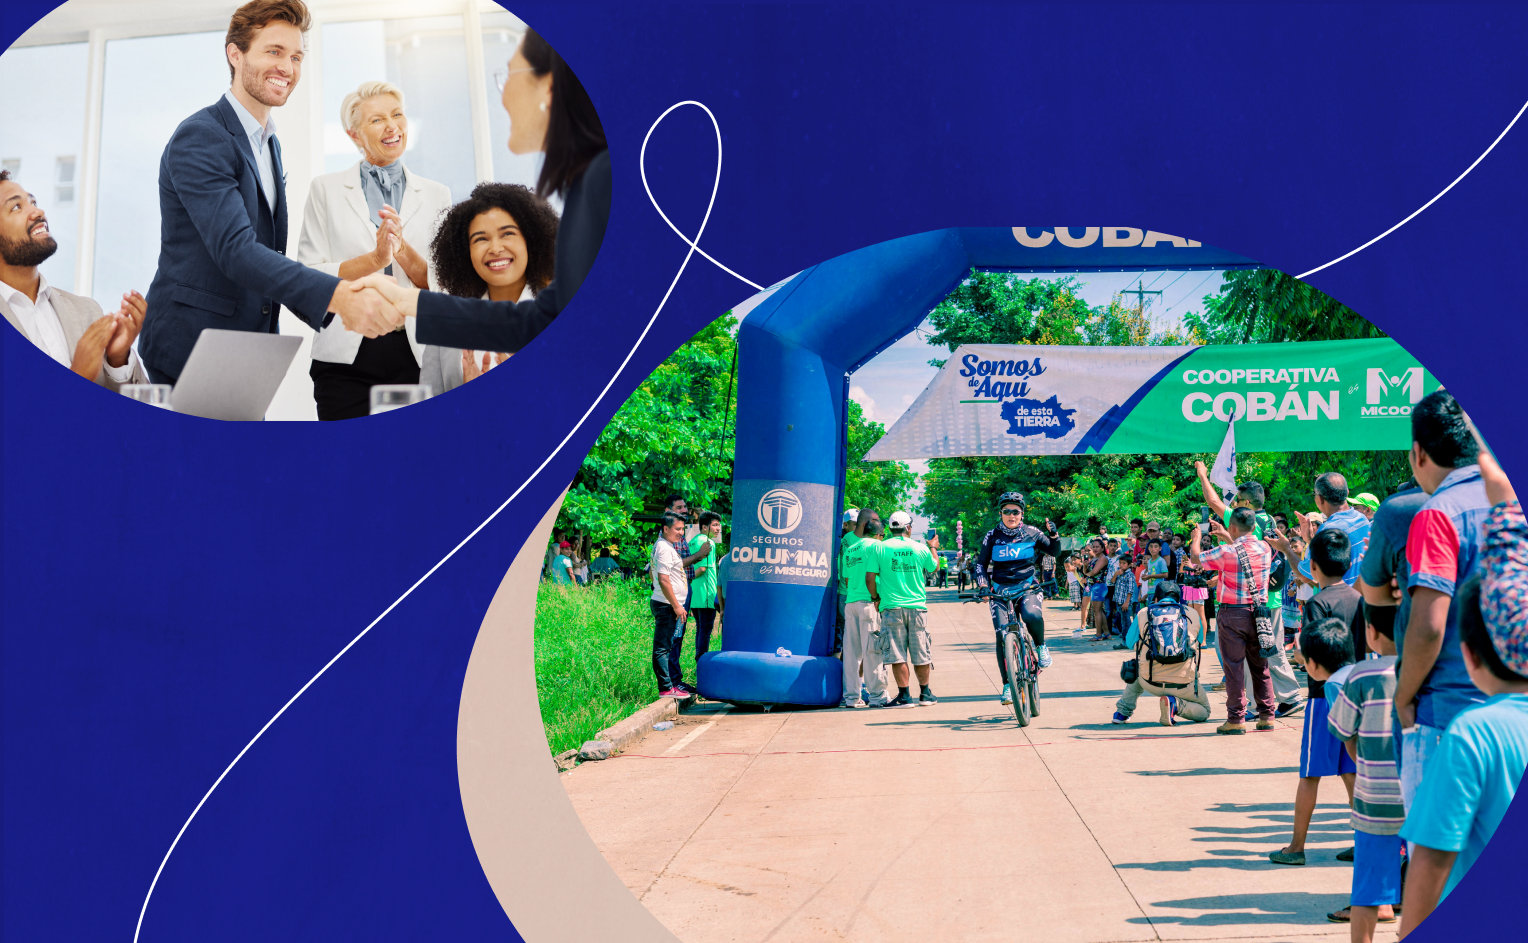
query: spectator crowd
[
  {"left": 550, "top": 390, "right": 1525, "bottom": 940},
  {"left": 1098, "top": 390, "right": 1527, "bottom": 941}
]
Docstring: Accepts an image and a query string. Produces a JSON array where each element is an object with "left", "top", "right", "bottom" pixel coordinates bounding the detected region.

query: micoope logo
[
  {"left": 1363, "top": 367, "right": 1423, "bottom": 417},
  {"left": 757, "top": 488, "right": 804, "bottom": 535}
]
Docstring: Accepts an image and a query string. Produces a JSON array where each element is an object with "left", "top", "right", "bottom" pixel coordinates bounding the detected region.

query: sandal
[{"left": 1327, "top": 906, "right": 1398, "bottom": 924}]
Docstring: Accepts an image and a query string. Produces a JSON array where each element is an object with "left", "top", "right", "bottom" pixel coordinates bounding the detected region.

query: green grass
[{"left": 534, "top": 578, "right": 712, "bottom": 756}]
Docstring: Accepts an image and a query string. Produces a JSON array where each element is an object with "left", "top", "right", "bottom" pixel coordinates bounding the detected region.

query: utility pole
[
  {"left": 1120, "top": 286, "right": 1163, "bottom": 309},
  {"left": 1120, "top": 284, "right": 1164, "bottom": 336}
]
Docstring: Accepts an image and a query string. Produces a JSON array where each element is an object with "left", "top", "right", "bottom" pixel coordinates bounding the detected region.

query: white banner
[{"left": 864, "top": 343, "right": 1193, "bottom": 460}]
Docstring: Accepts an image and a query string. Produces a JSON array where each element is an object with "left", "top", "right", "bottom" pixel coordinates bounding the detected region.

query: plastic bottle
[{"left": 652, "top": 720, "right": 675, "bottom": 731}]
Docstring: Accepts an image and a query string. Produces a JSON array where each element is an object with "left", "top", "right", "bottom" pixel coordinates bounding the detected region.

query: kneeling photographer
[{"left": 1112, "top": 581, "right": 1212, "bottom": 725}]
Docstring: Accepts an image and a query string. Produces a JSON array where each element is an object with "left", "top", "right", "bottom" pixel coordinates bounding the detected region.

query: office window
[
  {"left": 478, "top": 8, "right": 544, "bottom": 192},
  {"left": 0, "top": 42, "right": 88, "bottom": 291},
  {"left": 55, "top": 156, "right": 76, "bottom": 205},
  {"left": 94, "top": 31, "right": 228, "bottom": 303}
]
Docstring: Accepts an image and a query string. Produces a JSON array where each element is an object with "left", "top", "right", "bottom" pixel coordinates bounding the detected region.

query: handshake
[{"left": 327, "top": 274, "right": 420, "bottom": 338}]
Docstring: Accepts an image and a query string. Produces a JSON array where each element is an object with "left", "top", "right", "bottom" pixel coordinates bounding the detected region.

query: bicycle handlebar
[{"left": 962, "top": 585, "right": 1033, "bottom": 602}]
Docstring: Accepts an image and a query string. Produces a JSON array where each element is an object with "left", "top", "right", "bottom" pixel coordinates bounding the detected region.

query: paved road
[{"left": 562, "top": 590, "right": 1395, "bottom": 943}]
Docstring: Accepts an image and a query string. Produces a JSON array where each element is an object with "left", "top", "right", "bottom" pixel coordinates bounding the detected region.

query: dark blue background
[{"left": 3, "top": 0, "right": 1525, "bottom": 939}]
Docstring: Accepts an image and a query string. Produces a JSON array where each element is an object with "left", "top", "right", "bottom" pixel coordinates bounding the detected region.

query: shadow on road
[
  {"left": 1127, "top": 891, "right": 1349, "bottom": 926},
  {"left": 867, "top": 714, "right": 1028, "bottom": 733},
  {"left": 1191, "top": 822, "right": 1349, "bottom": 844},
  {"left": 1131, "top": 766, "right": 1300, "bottom": 777}
]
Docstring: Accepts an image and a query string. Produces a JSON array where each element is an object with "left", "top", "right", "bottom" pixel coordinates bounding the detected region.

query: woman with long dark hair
[{"left": 354, "top": 29, "right": 608, "bottom": 352}]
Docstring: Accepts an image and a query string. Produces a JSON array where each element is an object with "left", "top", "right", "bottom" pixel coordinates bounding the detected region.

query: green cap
[{"left": 1351, "top": 492, "right": 1380, "bottom": 511}]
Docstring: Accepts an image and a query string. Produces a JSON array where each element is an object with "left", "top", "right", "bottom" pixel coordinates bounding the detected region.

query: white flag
[{"left": 1210, "top": 418, "right": 1238, "bottom": 501}]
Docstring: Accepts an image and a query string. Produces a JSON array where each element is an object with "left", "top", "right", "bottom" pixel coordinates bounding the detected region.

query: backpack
[
  {"left": 1267, "top": 550, "right": 1289, "bottom": 595},
  {"left": 1141, "top": 601, "right": 1194, "bottom": 664}
]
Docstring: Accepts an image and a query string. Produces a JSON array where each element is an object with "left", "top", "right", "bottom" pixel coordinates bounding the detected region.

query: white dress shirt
[
  {"left": 0, "top": 275, "right": 135, "bottom": 382},
  {"left": 223, "top": 90, "right": 277, "bottom": 209}
]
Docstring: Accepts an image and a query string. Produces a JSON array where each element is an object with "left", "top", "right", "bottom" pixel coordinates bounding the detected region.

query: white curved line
[
  {"left": 641, "top": 101, "right": 765, "bottom": 292},
  {"left": 1296, "top": 98, "right": 1527, "bottom": 279},
  {"left": 135, "top": 101, "right": 735, "bottom": 942}
]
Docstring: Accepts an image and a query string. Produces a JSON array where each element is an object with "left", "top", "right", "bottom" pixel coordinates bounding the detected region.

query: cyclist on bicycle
[{"left": 973, "top": 491, "right": 1064, "bottom": 705}]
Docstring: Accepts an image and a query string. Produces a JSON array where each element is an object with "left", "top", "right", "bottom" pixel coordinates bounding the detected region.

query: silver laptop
[{"left": 172, "top": 329, "right": 301, "bottom": 421}]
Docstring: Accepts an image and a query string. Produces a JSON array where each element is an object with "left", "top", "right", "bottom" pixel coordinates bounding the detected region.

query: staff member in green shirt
[
  {"left": 835, "top": 508, "right": 859, "bottom": 657},
  {"left": 690, "top": 512, "right": 724, "bottom": 658},
  {"left": 867, "top": 510, "right": 939, "bottom": 708},
  {"left": 840, "top": 509, "right": 887, "bottom": 708}
]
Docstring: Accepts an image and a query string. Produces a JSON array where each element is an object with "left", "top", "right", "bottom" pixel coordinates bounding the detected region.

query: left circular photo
[{"left": 0, "top": 0, "right": 609, "bottom": 420}]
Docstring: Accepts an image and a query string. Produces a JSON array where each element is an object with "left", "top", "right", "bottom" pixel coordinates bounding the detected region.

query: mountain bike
[{"left": 967, "top": 585, "right": 1041, "bottom": 726}]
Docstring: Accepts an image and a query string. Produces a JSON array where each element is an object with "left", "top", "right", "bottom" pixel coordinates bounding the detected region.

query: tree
[
  {"left": 557, "top": 313, "right": 739, "bottom": 565},
  {"left": 844, "top": 397, "right": 917, "bottom": 518},
  {"left": 1046, "top": 468, "right": 1193, "bottom": 536},
  {"left": 1185, "top": 267, "right": 1385, "bottom": 344},
  {"left": 560, "top": 313, "right": 919, "bottom": 566},
  {"left": 925, "top": 271, "right": 1190, "bottom": 361}
]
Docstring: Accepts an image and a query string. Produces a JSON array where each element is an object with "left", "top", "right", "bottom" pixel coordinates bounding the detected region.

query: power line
[
  {"left": 1163, "top": 271, "right": 1219, "bottom": 313},
  {"left": 1154, "top": 269, "right": 1190, "bottom": 293}
]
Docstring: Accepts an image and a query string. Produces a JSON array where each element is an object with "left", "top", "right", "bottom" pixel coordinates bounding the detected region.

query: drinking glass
[
  {"left": 121, "top": 384, "right": 173, "bottom": 408},
  {"left": 370, "top": 384, "right": 433, "bottom": 414}
]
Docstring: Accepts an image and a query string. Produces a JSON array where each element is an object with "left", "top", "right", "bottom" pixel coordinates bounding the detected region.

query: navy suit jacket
[{"left": 139, "top": 96, "right": 338, "bottom": 381}]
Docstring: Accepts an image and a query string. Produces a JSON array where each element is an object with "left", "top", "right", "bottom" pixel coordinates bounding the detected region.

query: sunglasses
[{"left": 1001, "top": 508, "right": 1023, "bottom": 515}]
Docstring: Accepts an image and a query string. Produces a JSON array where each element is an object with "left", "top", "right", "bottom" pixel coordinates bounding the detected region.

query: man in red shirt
[
  {"left": 1191, "top": 506, "right": 1275, "bottom": 734},
  {"left": 1128, "top": 518, "right": 1147, "bottom": 564}
]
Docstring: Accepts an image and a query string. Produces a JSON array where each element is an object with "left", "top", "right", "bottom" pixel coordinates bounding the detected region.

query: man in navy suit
[{"left": 138, "top": 0, "right": 400, "bottom": 384}]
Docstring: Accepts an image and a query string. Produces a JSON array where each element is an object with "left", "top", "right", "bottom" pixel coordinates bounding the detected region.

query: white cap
[
  {"left": 888, "top": 510, "right": 913, "bottom": 529},
  {"left": 842, "top": 508, "right": 859, "bottom": 524}
]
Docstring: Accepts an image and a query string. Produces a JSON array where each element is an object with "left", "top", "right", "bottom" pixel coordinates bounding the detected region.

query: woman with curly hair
[
  {"left": 352, "top": 28, "right": 609, "bottom": 351},
  {"left": 418, "top": 183, "right": 557, "bottom": 394}
]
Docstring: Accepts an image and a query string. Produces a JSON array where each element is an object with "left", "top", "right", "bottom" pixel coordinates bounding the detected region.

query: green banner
[{"left": 1100, "top": 339, "right": 1436, "bottom": 453}]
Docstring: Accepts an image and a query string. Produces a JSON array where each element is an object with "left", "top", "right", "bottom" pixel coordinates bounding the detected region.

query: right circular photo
[{"left": 486, "top": 226, "right": 1522, "bottom": 943}]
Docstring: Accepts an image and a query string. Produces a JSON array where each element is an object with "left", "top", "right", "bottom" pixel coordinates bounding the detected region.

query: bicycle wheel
[
  {"left": 1004, "top": 629, "right": 1031, "bottom": 726},
  {"left": 1024, "top": 631, "right": 1041, "bottom": 718}
]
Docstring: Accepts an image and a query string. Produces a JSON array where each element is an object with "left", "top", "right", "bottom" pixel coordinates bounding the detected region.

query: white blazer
[{"left": 296, "top": 161, "right": 452, "bottom": 365}]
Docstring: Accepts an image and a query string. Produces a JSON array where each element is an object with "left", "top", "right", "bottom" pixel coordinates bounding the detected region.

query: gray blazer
[
  {"left": 417, "top": 286, "right": 532, "bottom": 398},
  {"left": 416, "top": 341, "right": 465, "bottom": 399},
  {"left": 0, "top": 286, "right": 148, "bottom": 391}
]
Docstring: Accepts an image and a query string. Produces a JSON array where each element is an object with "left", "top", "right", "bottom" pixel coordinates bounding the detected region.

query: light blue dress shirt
[{"left": 222, "top": 90, "right": 277, "bottom": 209}]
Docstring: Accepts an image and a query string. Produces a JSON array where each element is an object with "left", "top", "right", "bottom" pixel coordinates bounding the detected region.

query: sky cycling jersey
[{"left": 973, "top": 524, "right": 1064, "bottom": 589}]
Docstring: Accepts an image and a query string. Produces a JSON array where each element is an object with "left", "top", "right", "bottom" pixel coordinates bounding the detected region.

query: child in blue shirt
[
  {"left": 1398, "top": 461, "right": 1528, "bottom": 938},
  {"left": 1270, "top": 617, "right": 1356, "bottom": 868}
]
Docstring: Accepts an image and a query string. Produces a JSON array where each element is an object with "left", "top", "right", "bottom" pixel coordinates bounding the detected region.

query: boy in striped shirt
[
  {"left": 1112, "top": 547, "right": 1139, "bottom": 640},
  {"left": 1327, "top": 606, "right": 1404, "bottom": 939}
]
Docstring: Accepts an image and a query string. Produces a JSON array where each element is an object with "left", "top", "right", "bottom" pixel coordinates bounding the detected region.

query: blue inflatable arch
[{"left": 697, "top": 227, "right": 1258, "bottom": 707}]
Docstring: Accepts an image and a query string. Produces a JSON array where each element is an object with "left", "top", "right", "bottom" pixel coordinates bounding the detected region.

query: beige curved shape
[{"left": 457, "top": 494, "right": 677, "bottom": 941}]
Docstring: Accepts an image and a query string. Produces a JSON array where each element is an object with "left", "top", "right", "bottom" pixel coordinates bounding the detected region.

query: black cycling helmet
[{"left": 996, "top": 491, "right": 1026, "bottom": 509}]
